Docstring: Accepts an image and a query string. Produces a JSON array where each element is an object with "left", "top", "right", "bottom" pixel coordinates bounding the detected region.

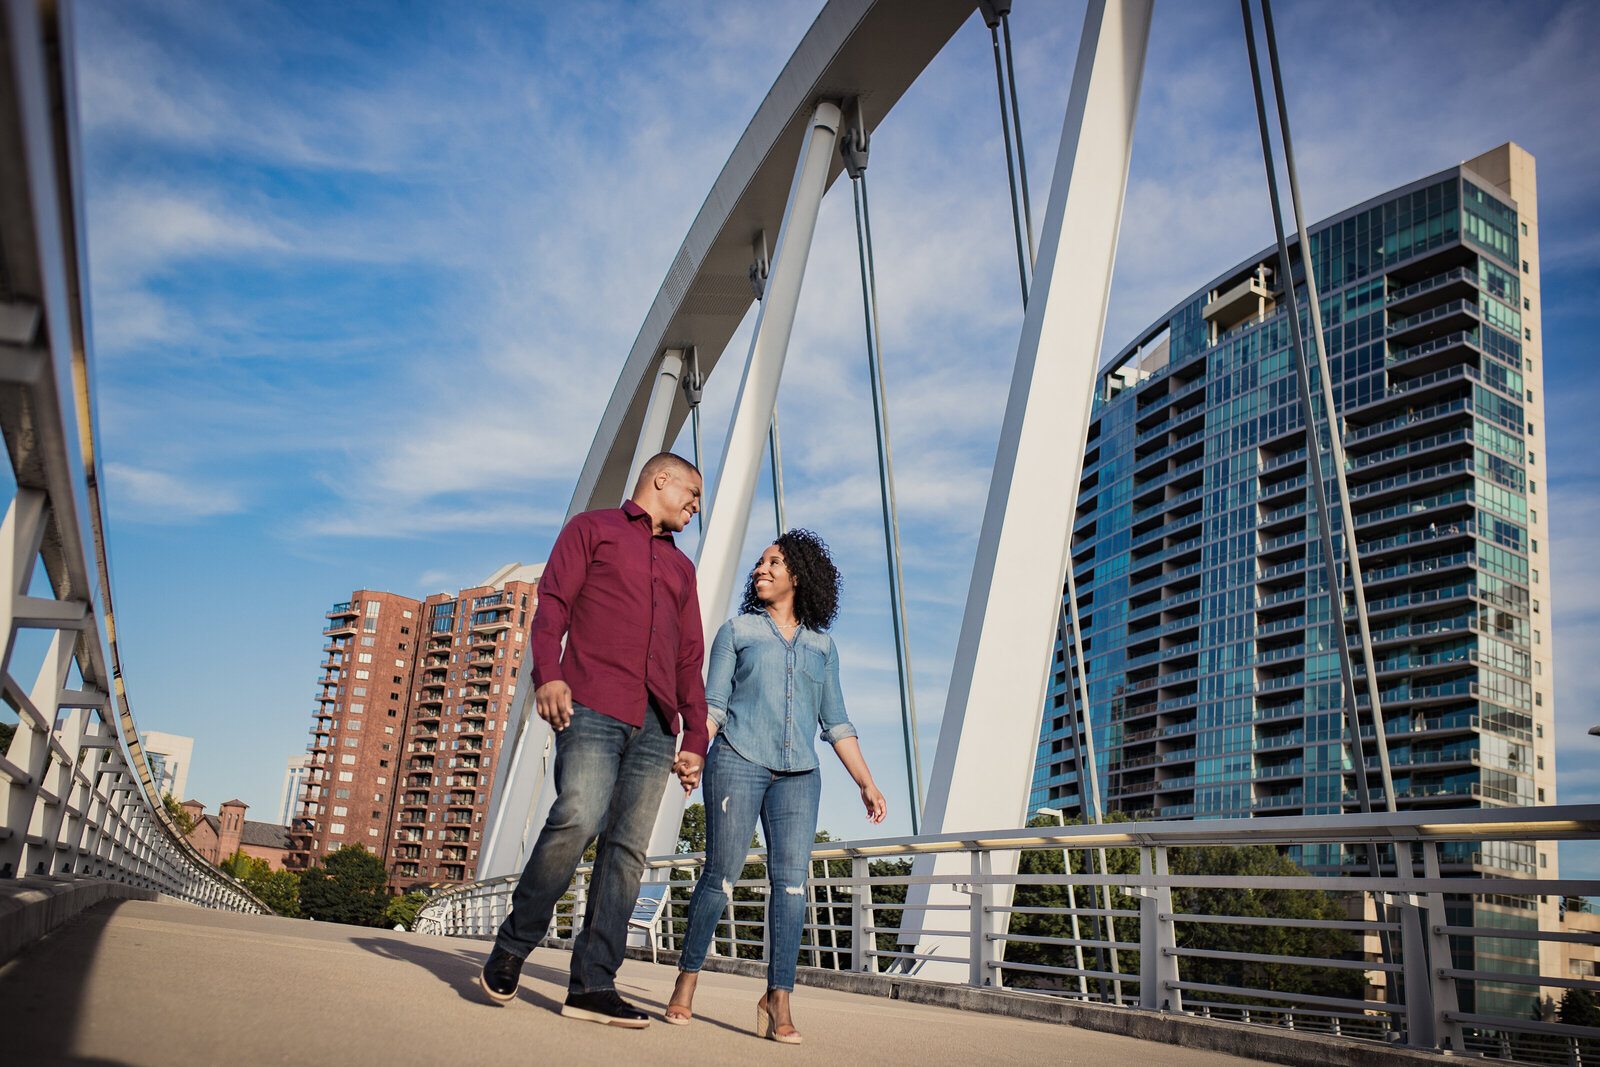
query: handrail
[
  {"left": 417, "top": 806, "right": 1600, "bottom": 1060},
  {"left": 0, "top": 2, "right": 263, "bottom": 911}
]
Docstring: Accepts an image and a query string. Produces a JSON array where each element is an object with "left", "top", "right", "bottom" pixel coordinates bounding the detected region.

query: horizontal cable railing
[{"left": 419, "top": 806, "right": 1600, "bottom": 1063}]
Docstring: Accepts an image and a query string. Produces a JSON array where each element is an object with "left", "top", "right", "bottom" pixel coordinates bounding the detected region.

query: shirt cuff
[
  {"left": 706, "top": 703, "right": 729, "bottom": 729},
  {"left": 821, "top": 722, "right": 857, "bottom": 744}
]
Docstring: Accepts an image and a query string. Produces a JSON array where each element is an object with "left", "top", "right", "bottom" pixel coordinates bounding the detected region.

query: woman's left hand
[{"left": 860, "top": 782, "right": 887, "bottom": 824}]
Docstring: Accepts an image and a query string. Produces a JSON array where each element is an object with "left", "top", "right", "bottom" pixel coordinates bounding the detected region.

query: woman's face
[{"left": 751, "top": 544, "right": 795, "bottom": 606}]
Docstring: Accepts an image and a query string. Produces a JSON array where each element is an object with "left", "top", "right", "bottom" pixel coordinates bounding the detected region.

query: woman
[{"left": 665, "top": 529, "right": 886, "bottom": 1043}]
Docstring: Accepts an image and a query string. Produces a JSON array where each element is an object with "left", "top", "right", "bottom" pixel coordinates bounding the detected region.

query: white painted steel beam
[
  {"left": 903, "top": 0, "right": 1152, "bottom": 976},
  {"left": 644, "top": 99, "right": 843, "bottom": 865}
]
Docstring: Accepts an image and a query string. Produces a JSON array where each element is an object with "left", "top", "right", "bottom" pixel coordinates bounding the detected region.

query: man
[{"left": 480, "top": 452, "right": 710, "bottom": 1027}]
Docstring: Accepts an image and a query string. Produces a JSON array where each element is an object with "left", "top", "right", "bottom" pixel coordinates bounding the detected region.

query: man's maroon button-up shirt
[{"left": 528, "top": 500, "right": 710, "bottom": 756}]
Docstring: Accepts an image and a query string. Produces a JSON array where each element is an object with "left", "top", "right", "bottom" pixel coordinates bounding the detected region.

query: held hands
[
  {"left": 673, "top": 751, "right": 705, "bottom": 796},
  {"left": 860, "top": 781, "right": 887, "bottom": 824},
  {"left": 535, "top": 680, "right": 574, "bottom": 731}
]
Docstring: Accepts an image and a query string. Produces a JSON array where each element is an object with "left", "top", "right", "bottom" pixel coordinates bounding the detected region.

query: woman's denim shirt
[{"left": 704, "top": 613, "right": 857, "bottom": 772}]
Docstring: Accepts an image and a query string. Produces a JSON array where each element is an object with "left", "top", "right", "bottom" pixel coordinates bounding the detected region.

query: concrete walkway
[{"left": 0, "top": 898, "right": 1282, "bottom": 1067}]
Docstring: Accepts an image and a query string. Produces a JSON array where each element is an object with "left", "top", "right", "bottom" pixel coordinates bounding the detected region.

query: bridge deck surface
[{"left": 0, "top": 898, "right": 1275, "bottom": 1066}]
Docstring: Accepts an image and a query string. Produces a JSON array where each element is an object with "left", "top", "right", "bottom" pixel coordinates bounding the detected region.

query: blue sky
[{"left": 68, "top": 1, "right": 1599, "bottom": 876}]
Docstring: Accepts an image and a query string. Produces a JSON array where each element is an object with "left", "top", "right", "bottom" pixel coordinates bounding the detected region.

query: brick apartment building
[
  {"left": 284, "top": 564, "right": 542, "bottom": 895},
  {"left": 286, "top": 589, "right": 424, "bottom": 869}
]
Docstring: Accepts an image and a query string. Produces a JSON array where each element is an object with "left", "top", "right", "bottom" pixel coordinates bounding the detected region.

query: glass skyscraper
[{"left": 1032, "top": 143, "right": 1555, "bottom": 1014}]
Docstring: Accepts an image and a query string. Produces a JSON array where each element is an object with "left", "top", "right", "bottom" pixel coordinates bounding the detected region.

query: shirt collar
[{"left": 621, "top": 499, "right": 675, "bottom": 543}]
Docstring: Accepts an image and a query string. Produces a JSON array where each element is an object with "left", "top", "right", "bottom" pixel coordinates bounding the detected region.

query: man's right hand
[{"left": 536, "top": 680, "right": 575, "bottom": 731}]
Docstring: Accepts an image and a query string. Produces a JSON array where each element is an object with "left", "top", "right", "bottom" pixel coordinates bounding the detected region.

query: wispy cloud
[{"left": 103, "top": 462, "right": 244, "bottom": 522}]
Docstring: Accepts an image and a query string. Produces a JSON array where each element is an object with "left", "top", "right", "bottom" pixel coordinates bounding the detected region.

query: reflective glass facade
[{"left": 1031, "top": 147, "right": 1554, "bottom": 1014}]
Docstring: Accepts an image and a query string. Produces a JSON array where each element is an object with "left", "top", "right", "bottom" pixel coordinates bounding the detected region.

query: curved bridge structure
[{"left": 0, "top": 0, "right": 265, "bottom": 947}]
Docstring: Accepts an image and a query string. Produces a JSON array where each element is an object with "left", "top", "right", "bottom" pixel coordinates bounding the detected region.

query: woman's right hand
[{"left": 860, "top": 781, "right": 887, "bottom": 824}]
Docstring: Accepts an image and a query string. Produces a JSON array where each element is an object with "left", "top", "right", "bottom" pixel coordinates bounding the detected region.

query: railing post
[
  {"left": 1421, "top": 841, "right": 1464, "bottom": 1051},
  {"left": 1138, "top": 845, "right": 1181, "bottom": 1012},
  {"left": 967, "top": 849, "right": 1000, "bottom": 987},
  {"left": 1398, "top": 893, "right": 1438, "bottom": 1049},
  {"left": 851, "top": 856, "right": 871, "bottom": 972}
]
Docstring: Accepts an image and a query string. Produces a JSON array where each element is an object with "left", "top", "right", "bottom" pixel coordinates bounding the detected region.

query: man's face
[{"left": 656, "top": 470, "right": 702, "bottom": 532}]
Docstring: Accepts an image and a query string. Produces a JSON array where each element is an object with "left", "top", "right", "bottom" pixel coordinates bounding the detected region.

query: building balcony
[
  {"left": 1348, "top": 459, "right": 1472, "bottom": 509},
  {"left": 1358, "top": 581, "right": 1477, "bottom": 619},
  {"left": 1356, "top": 551, "right": 1476, "bottom": 591},
  {"left": 1257, "top": 473, "right": 1308, "bottom": 505},
  {"left": 1343, "top": 395, "right": 1470, "bottom": 450},
  {"left": 1202, "top": 268, "right": 1276, "bottom": 334},
  {"left": 1346, "top": 425, "right": 1472, "bottom": 480},
  {"left": 471, "top": 616, "right": 512, "bottom": 634},
  {"left": 1385, "top": 265, "right": 1479, "bottom": 315},
  {"left": 1351, "top": 487, "right": 1473, "bottom": 536},
  {"left": 323, "top": 619, "right": 357, "bottom": 637}
]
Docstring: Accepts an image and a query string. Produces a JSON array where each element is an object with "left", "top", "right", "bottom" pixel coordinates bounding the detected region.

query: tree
[
  {"left": 1561, "top": 987, "right": 1600, "bottom": 1028},
  {"left": 1004, "top": 813, "right": 1362, "bottom": 1007},
  {"left": 163, "top": 793, "right": 196, "bottom": 835},
  {"left": 0, "top": 719, "right": 13, "bottom": 755},
  {"left": 386, "top": 891, "right": 430, "bottom": 931},
  {"left": 218, "top": 849, "right": 301, "bottom": 918},
  {"left": 1166, "top": 844, "right": 1363, "bottom": 1007},
  {"left": 300, "top": 845, "right": 388, "bottom": 926}
]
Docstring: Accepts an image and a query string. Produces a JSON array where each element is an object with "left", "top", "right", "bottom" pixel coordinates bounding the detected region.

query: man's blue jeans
[
  {"left": 493, "top": 702, "right": 676, "bottom": 994},
  {"left": 677, "top": 738, "right": 821, "bottom": 991}
]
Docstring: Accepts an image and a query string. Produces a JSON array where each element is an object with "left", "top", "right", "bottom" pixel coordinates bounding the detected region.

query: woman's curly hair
[{"left": 738, "top": 528, "right": 842, "bottom": 632}]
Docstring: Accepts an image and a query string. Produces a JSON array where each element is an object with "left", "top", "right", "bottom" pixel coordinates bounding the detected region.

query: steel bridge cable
[
  {"left": 1259, "top": 0, "right": 1399, "bottom": 816},
  {"left": 769, "top": 415, "right": 786, "bottom": 538},
  {"left": 1239, "top": 14, "right": 1404, "bottom": 1006},
  {"left": 980, "top": 0, "right": 1031, "bottom": 305},
  {"left": 681, "top": 346, "right": 705, "bottom": 533},
  {"left": 842, "top": 114, "right": 925, "bottom": 833},
  {"left": 1239, "top": 0, "right": 1376, "bottom": 819},
  {"left": 999, "top": 6, "right": 1036, "bottom": 269}
]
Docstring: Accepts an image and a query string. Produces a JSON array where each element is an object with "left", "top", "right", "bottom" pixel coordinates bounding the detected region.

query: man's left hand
[{"left": 673, "top": 751, "right": 705, "bottom": 796}]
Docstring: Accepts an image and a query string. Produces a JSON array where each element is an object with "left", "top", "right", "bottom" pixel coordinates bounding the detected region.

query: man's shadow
[
  {"left": 351, "top": 935, "right": 568, "bottom": 1011},
  {"left": 352, "top": 934, "right": 753, "bottom": 1035}
]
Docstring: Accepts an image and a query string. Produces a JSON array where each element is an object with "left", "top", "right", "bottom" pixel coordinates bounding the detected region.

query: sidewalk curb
[
  {"left": 0, "top": 875, "right": 160, "bottom": 965},
  {"left": 615, "top": 943, "right": 1443, "bottom": 1067}
]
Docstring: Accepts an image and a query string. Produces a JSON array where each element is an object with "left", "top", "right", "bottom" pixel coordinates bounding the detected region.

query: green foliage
[
  {"left": 300, "top": 845, "right": 387, "bottom": 926},
  {"left": 385, "top": 891, "right": 430, "bottom": 931},
  {"left": 1004, "top": 813, "right": 1362, "bottom": 1007},
  {"left": 163, "top": 793, "right": 197, "bottom": 835},
  {"left": 218, "top": 849, "right": 301, "bottom": 918},
  {"left": 1167, "top": 844, "right": 1363, "bottom": 1006},
  {"left": 0, "top": 719, "right": 13, "bottom": 755},
  {"left": 1561, "top": 987, "right": 1600, "bottom": 1028}
]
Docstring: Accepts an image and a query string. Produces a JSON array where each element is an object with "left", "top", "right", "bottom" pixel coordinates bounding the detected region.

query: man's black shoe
[
  {"left": 561, "top": 989, "right": 651, "bottom": 1028},
  {"left": 479, "top": 947, "right": 523, "bottom": 1003}
]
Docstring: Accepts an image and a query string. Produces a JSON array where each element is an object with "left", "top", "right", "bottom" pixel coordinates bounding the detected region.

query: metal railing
[
  {"left": 0, "top": 1, "right": 262, "bottom": 913},
  {"left": 418, "top": 806, "right": 1600, "bottom": 1063}
]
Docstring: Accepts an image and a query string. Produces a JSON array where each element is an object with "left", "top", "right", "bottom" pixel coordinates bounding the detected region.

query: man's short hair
[{"left": 635, "top": 452, "right": 701, "bottom": 493}]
